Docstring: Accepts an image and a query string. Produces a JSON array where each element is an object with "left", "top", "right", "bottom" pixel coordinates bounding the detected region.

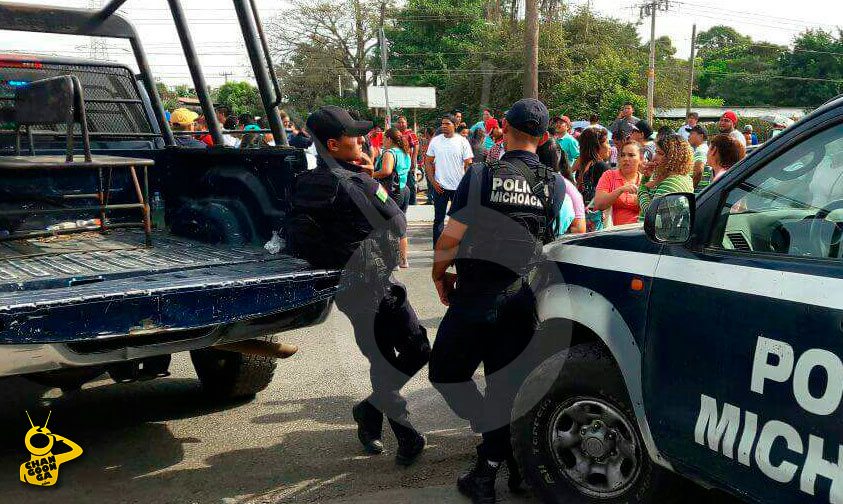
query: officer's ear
[{"left": 326, "top": 138, "right": 340, "bottom": 152}]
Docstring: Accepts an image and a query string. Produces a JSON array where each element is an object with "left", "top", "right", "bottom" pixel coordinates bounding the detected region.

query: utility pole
[
  {"left": 338, "top": 75, "right": 342, "bottom": 97},
  {"left": 379, "top": 27, "right": 391, "bottom": 126},
  {"left": 646, "top": 1, "right": 657, "bottom": 125},
  {"left": 378, "top": 1, "right": 391, "bottom": 126},
  {"left": 640, "top": 0, "right": 671, "bottom": 124},
  {"left": 686, "top": 23, "right": 697, "bottom": 116},
  {"left": 480, "top": 61, "right": 493, "bottom": 114},
  {"left": 523, "top": 0, "right": 539, "bottom": 98},
  {"left": 87, "top": 0, "right": 110, "bottom": 61}
]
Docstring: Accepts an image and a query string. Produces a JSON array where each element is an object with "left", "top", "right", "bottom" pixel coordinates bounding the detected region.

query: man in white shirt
[
  {"left": 679, "top": 111, "right": 699, "bottom": 141},
  {"left": 425, "top": 114, "right": 474, "bottom": 247},
  {"left": 718, "top": 110, "right": 747, "bottom": 147}
]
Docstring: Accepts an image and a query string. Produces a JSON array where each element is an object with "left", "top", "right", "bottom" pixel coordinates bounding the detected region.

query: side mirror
[{"left": 644, "top": 193, "right": 695, "bottom": 244}]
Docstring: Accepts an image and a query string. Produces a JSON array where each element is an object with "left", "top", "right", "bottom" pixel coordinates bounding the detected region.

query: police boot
[
  {"left": 352, "top": 400, "right": 384, "bottom": 455},
  {"left": 457, "top": 448, "right": 501, "bottom": 504},
  {"left": 389, "top": 418, "right": 426, "bottom": 466},
  {"left": 506, "top": 453, "right": 523, "bottom": 492}
]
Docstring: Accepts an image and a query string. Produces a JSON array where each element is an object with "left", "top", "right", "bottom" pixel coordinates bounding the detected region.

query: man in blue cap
[{"left": 428, "top": 98, "right": 566, "bottom": 503}]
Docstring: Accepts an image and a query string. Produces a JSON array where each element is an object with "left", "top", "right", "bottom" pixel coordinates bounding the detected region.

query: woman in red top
[{"left": 593, "top": 142, "right": 643, "bottom": 225}]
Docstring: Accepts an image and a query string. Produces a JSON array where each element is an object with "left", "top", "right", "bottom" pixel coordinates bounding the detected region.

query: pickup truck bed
[
  {"left": 0, "top": 229, "right": 337, "bottom": 350},
  {"left": 0, "top": 229, "right": 271, "bottom": 290}
]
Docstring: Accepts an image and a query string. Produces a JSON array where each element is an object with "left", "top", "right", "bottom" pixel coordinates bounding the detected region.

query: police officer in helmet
[
  {"left": 287, "top": 106, "right": 429, "bottom": 466},
  {"left": 428, "top": 99, "right": 565, "bottom": 503}
]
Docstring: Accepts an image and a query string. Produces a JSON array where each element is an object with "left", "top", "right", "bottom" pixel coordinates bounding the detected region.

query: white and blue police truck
[{"left": 512, "top": 95, "right": 843, "bottom": 504}]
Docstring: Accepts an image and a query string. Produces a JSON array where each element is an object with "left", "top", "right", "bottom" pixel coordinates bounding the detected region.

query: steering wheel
[{"left": 806, "top": 199, "right": 843, "bottom": 258}]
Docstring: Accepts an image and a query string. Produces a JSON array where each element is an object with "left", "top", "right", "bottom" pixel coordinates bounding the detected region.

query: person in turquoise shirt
[
  {"left": 375, "top": 127, "right": 413, "bottom": 267},
  {"left": 470, "top": 109, "right": 492, "bottom": 134},
  {"left": 552, "top": 115, "right": 580, "bottom": 166}
]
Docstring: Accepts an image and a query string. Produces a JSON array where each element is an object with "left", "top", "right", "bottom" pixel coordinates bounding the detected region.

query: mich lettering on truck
[{"left": 694, "top": 336, "right": 843, "bottom": 503}]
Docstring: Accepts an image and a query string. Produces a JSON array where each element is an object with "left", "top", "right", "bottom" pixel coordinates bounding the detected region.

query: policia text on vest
[{"left": 489, "top": 175, "right": 549, "bottom": 208}]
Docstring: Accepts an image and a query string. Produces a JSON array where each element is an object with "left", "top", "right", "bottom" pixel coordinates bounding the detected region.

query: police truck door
[{"left": 643, "top": 122, "right": 843, "bottom": 503}]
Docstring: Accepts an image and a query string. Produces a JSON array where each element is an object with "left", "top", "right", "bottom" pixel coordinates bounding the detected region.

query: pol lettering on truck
[{"left": 695, "top": 336, "right": 843, "bottom": 503}]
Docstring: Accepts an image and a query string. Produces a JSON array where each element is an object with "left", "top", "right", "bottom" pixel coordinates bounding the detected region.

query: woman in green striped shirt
[{"left": 638, "top": 134, "right": 694, "bottom": 221}]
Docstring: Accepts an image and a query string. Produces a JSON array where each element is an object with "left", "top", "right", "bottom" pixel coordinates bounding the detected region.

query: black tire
[
  {"left": 190, "top": 335, "right": 278, "bottom": 398},
  {"left": 512, "top": 343, "right": 674, "bottom": 504}
]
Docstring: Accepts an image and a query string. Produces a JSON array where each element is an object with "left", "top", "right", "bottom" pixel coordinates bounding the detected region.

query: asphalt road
[{"left": 0, "top": 224, "right": 739, "bottom": 504}]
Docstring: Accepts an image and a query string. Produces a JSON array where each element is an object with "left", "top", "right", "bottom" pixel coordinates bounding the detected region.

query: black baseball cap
[
  {"left": 688, "top": 124, "right": 708, "bottom": 138},
  {"left": 306, "top": 106, "right": 373, "bottom": 146},
  {"left": 633, "top": 119, "right": 653, "bottom": 139},
  {"left": 505, "top": 98, "right": 550, "bottom": 137}
]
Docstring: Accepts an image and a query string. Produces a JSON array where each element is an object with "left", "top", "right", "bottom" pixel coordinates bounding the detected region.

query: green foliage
[
  {"left": 776, "top": 29, "right": 843, "bottom": 106},
  {"left": 262, "top": 4, "right": 842, "bottom": 129},
  {"left": 386, "top": 0, "right": 489, "bottom": 92},
  {"left": 695, "top": 25, "right": 788, "bottom": 106},
  {"left": 156, "top": 82, "right": 196, "bottom": 111},
  {"left": 215, "top": 81, "right": 263, "bottom": 117},
  {"left": 691, "top": 95, "right": 725, "bottom": 107}
]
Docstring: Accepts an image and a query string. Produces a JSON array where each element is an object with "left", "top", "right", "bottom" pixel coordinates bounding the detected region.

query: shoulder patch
[{"left": 375, "top": 184, "right": 389, "bottom": 203}]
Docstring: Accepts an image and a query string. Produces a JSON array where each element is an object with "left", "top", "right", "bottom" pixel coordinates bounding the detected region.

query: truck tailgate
[{"left": 0, "top": 236, "right": 339, "bottom": 344}]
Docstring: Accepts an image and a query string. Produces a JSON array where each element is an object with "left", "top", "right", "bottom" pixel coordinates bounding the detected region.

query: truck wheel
[
  {"left": 190, "top": 335, "right": 278, "bottom": 399},
  {"left": 512, "top": 343, "right": 673, "bottom": 504}
]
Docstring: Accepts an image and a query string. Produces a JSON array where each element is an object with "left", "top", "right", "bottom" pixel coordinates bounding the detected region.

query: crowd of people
[
  {"left": 166, "top": 102, "right": 755, "bottom": 250},
  {"left": 413, "top": 103, "right": 752, "bottom": 240},
  {"left": 165, "top": 105, "right": 315, "bottom": 151}
]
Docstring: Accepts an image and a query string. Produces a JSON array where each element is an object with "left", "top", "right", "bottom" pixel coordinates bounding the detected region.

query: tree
[
  {"left": 269, "top": 0, "right": 382, "bottom": 102},
  {"left": 215, "top": 82, "right": 263, "bottom": 117},
  {"left": 777, "top": 29, "right": 843, "bottom": 106},
  {"left": 694, "top": 25, "right": 784, "bottom": 106},
  {"left": 523, "top": 0, "right": 539, "bottom": 98},
  {"left": 386, "top": 0, "right": 488, "bottom": 91},
  {"left": 155, "top": 82, "right": 197, "bottom": 111},
  {"left": 156, "top": 82, "right": 178, "bottom": 111},
  {"left": 696, "top": 25, "right": 751, "bottom": 58}
]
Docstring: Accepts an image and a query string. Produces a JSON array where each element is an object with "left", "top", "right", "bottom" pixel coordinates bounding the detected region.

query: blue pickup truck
[
  {"left": 513, "top": 96, "right": 843, "bottom": 504},
  {"left": 0, "top": 3, "right": 337, "bottom": 398}
]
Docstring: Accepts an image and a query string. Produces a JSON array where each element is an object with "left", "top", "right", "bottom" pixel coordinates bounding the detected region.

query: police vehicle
[{"left": 512, "top": 95, "right": 843, "bottom": 504}]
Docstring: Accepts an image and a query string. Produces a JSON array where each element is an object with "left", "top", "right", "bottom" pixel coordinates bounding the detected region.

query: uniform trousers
[
  {"left": 335, "top": 277, "right": 430, "bottom": 426},
  {"left": 428, "top": 280, "right": 537, "bottom": 462}
]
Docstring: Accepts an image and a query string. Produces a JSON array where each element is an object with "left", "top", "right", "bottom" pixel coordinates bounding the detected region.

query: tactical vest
[
  {"left": 456, "top": 158, "right": 557, "bottom": 288},
  {"left": 285, "top": 166, "right": 399, "bottom": 282}
]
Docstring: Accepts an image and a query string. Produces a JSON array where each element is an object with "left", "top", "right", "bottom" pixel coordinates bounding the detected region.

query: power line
[
  {"left": 694, "top": 69, "right": 843, "bottom": 84},
  {"left": 668, "top": 4, "right": 828, "bottom": 33},
  {"left": 673, "top": 0, "right": 840, "bottom": 31}
]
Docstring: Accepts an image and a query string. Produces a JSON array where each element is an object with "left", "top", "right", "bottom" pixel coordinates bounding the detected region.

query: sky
[{"left": 0, "top": 0, "right": 841, "bottom": 87}]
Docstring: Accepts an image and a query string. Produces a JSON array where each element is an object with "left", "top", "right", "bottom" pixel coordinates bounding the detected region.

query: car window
[{"left": 709, "top": 124, "right": 843, "bottom": 259}]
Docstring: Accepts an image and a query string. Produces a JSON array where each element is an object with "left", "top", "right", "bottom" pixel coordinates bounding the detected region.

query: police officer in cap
[
  {"left": 287, "top": 106, "right": 429, "bottom": 466},
  {"left": 428, "top": 98, "right": 565, "bottom": 503}
]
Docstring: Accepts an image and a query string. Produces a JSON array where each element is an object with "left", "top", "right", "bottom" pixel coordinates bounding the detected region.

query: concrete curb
[{"left": 407, "top": 205, "right": 435, "bottom": 223}]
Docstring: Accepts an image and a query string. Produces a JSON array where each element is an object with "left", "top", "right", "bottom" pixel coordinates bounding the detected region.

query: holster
[{"left": 374, "top": 282, "right": 431, "bottom": 376}]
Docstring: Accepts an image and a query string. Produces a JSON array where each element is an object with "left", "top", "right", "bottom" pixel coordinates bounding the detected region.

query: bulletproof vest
[
  {"left": 285, "top": 166, "right": 399, "bottom": 282},
  {"left": 457, "top": 159, "right": 557, "bottom": 286}
]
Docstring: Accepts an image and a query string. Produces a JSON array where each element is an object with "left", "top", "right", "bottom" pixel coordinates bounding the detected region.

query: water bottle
[{"left": 151, "top": 192, "right": 165, "bottom": 229}]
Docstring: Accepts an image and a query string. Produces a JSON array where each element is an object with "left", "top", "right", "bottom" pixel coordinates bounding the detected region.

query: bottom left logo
[{"left": 20, "top": 411, "right": 83, "bottom": 487}]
